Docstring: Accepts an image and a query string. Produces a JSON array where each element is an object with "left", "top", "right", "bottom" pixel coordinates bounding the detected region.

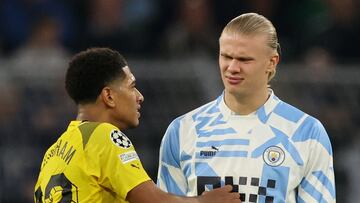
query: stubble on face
[
  {"left": 220, "top": 34, "right": 270, "bottom": 92},
  {"left": 218, "top": 33, "right": 275, "bottom": 113}
]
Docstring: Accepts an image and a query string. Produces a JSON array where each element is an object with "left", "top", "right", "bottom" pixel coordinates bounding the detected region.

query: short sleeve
[{"left": 84, "top": 123, "right": 151, "bottom": 199}]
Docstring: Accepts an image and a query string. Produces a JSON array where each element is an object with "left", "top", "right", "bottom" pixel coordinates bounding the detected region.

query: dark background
[{"left": 0, "top": 0, "right": 359, "bottom": 202}]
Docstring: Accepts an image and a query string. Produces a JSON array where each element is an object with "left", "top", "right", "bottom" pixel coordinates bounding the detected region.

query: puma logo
[
  {"left": 131, "top": 163, "right": 140, "bottom": 169},
  {"left": 211, "top": 146, "right": 219, "bottom": 151}
]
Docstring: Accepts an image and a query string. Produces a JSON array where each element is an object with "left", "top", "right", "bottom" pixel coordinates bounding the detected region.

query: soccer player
[
  {"left": 157, "top": 13, "right": 336, "bottom": 202},
  {"left": 34, "top": 48, "right": 241, "bottom": 203}
]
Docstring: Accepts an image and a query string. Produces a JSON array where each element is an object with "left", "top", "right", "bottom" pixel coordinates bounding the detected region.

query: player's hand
[{"left": 198, "top": 185, "right": 241, "bottom": 203}]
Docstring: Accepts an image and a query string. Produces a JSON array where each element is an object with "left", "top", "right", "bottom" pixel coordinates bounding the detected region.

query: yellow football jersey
[{"left": 34, "top": 121, "right": 151, "bottom": 202}]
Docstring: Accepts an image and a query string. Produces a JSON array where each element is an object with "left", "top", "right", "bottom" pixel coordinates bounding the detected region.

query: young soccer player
[
  {"left": 34, "top": 47, "right": 240, "bottom": 203},
  {"left": 157, "top": 13, "right": 336, "bottom": 202}
]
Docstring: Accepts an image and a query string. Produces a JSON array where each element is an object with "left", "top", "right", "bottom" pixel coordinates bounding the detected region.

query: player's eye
[
  {"left": 238, "top": 57, "right": 253, "bottom": 63},
  {"left": 221, "top": 54, "right": 232, "bottom": 60}
]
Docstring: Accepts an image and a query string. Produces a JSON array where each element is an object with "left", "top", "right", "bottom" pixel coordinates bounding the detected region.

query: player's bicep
[
  {"left": 297, "top": 166, "right": 336, "bottom": 202},
  {"left": 157, "top": 119, "right": 187, "bottom": 195},
  {"left": 298, "top": 121, "right": 335, "bottom": 202},
  {"left": 157, "top": 162, "right": 188, "bottom": 195},
  {"left": 159, "top": 120, "right": 182, "bottom": 168},
  {"left": 101, "top": 146, "right": 150, "bottom": 198}
]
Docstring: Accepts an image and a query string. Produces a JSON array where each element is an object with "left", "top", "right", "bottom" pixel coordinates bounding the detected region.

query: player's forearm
[
  {"left": 127, "top": 181, "right": 240, "bottom": 203},
  {"left": 126, "top": 180, "right": 196, "bottom": 203},
  {"left": 160, "top": 194, "right": 200, "bottom": 203}
]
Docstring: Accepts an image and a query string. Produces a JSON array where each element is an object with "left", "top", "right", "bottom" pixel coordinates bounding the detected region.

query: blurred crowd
[
  {"left": 0, "top": 0, "right": 359, "bottom": 62},
  {"left": 0, "top": 0, "right": 359, "bottom": 202}
]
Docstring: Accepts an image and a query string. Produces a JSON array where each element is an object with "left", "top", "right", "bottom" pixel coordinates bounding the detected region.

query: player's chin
[
  {"left": 224, "top": 86, "right": 239, "bottom": 94},
  {"left": 128, "top": 119, "right": 140, "bottom": 129}
]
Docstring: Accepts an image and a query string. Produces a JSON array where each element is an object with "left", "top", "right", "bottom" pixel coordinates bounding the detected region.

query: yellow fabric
[{"left": 34, "top": 121, "right": 151, "bottom": 202}]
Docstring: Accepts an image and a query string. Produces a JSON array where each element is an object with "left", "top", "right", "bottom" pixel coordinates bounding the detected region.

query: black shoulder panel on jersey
[{"left": 78, "top": 122, "right": 100, "bottom": 148}]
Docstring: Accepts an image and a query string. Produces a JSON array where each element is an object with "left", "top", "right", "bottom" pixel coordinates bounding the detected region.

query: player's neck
[
  {"left": 76, "top": 103, "right": 107, "bottom": 123},
  {"left": 224, "top": 89, "right": 270, "bottom": 115}
]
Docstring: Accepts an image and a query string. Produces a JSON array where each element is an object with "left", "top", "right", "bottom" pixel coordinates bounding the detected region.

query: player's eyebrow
[
  {"left": 236, "top": 56, "right": 254, "bottom": 61},
  {"left": 220, "top": 52, "right": 254, "bottom": 60},
  {"left": 129, "top": 75, "right": 136, "bottom": 86}
]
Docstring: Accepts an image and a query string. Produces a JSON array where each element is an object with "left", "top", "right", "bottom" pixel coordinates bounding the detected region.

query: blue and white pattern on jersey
[{"left": 157, "top": 90, "right": 335, "bottom": 203}]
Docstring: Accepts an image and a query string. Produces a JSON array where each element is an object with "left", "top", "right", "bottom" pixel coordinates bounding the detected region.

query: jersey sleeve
[
  {"left": 157, "top": 118, "right": 188, "bottom": 195},
  {"left": 297, "top": 118, "right": 336, "bottom": 202},
  {"left": 85, "top": 123, "right": 151, "bottom": 199}
]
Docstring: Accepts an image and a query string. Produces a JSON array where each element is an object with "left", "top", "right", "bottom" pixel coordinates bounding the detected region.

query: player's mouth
[
  {"left": 137, "top": 106, "right": 141, "bottom": 117},
  {"left": 226, "top": 76, "right": 244, "bottom": 85}
]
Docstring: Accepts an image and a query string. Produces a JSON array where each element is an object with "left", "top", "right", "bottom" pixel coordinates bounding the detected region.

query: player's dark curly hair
[{"left": 65, "top": 48, "right": 127, "bottom": 104}]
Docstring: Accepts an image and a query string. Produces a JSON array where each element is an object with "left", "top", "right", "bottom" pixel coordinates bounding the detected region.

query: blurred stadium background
[{"left": 0, "top": 0, "right": 359, "bottom": 202}]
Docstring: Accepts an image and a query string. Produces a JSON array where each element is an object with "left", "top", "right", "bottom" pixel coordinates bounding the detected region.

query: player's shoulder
[
  {"left": 272, "top": 100, "right": 309, "bottom": 123},
  {"left": 275, "top": 100, "right": 324, "bottom": 125},
  {"left": 176, "top": 98, "right": 219, "bottom": 122},
  {"left": 165, "top": 100, "right": 217, "bottom": 132},
  {"left": 78, "top": 122, "right": 129, "bottom": 147},
  {"left": 276, "top": 100, "right": 328, "bottom": 137}
]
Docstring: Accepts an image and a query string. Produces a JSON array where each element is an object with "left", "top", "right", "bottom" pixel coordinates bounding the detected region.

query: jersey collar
[{"left": 218, "top": 89, "right": 280, "bottom": 122}]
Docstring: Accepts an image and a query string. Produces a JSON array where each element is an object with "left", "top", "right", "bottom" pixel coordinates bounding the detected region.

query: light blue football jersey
[{"left": 157, "top": 90, "right": 335, "bottom": 203}]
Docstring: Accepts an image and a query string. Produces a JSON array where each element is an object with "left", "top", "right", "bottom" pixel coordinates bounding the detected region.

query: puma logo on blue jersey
[{"left": 199, "top": 150, "right": 217, "bottom": 157}]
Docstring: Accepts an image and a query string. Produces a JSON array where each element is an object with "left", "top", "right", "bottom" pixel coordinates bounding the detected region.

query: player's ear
[
  {"left": 267, "top": 54, "right": 279, "bottom": 73},
  {"left": 100, "top": 87, "right": 116, "bottom": 108},
  {"left": 270, "top": 54, "right": 279, "bottom": 67}
]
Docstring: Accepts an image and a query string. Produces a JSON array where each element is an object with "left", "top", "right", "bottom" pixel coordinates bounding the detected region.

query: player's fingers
[
  {"left": 230, "top": 192, "right": 240, "bottom": 199},
  {"left": 201, "top": 191, "right": 209, "bottom": 195},
  {"left": 224, "top": 184, "right": 234, "bottom": 192},
  {"left": 214, "top": 184, "right": 233, "bottom": 192}
]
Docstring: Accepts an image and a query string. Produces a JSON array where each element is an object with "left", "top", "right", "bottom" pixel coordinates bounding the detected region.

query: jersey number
[{"left": 35, "top": 173, "right": 78, "bottom": 203}]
